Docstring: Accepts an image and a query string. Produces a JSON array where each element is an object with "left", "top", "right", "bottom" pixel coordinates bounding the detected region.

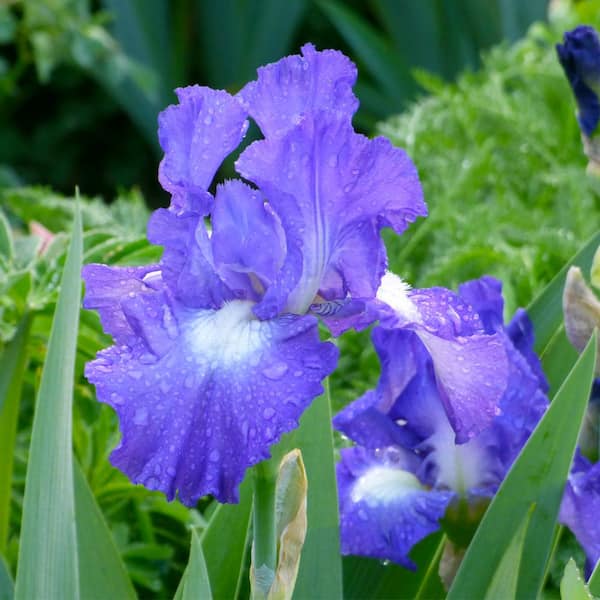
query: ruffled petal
[
  {"left": 337, "top": 446, "right": 453, "bottom": 568},
  {"left": 416, "top": 329, "right": 507, "bottom": 442},
  {"left": 560, "top": 454, "right": 600, "bottom": 570},
  {"left": 237, "top": 117, "right": 425, "bottom": 316},
  {"left": 239, "top": 43, "right": 358, "bottom": 138},
  {"left": 158, "top": 86, "right": 248, "bottom": 211},
  {"left": 407, "top": 287, "right": 484, "bottom": 338},
  {"left": 147, "top": 208, "right": 235, "bottom": 309},
  {"left": 211, "top": 180, "right": 286, "bottom": 299},
  {"left": 506, "top": 308, "right": 548, "bottom": 391},
  {"left": 82, "top": 264, "right": 162, "bottom": 345},
  {"left": 85, "top": 298, "right": 338, "bottom": 504},
  {"left": 457, "top": 276, "right": 505, "bottom": 333}
]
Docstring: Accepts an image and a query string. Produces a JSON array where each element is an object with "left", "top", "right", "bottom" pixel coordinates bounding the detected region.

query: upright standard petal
[
  {"left": 158, "top": 86, "right": 248, "bottom": 212},
  {"left": 84, "top": 280, "right": 339, "bottom": 504},
  {"left": 239, "top": 43, "right": 359, "bottom": 138},
  {"left": 211, "top": 180, "right": 286, "bottom": 298},
  {"left": 237, "top": 117, "right": 426, "bottom": 317}
]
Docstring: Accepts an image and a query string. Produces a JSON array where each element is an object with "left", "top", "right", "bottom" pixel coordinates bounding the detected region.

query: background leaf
[
  {"left": 288, "top": 381, "right": 342, "bottom": 600},
  {"left": 0, "top": 316, "right": 31, "bottom": 553},
  {"left": 14, "top": 203, "right": 82, "bottom": 600},
  {"left": 73, "top": 459, "right": 136, "bottom": 600},
  {"left": 182, "top": 531, "right": 212, "bottom": 600},
  {"left": 448, "top": 332, "right": 597, "bottom": 599},
  {"left": 561, "top": 558, "right": 593, "bottom": 600}
]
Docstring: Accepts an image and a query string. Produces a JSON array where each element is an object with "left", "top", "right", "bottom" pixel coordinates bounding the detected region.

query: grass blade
[
  {"left": 14, "top": 202, "right": 83, "bottom": 600},
  {"left": 73, "top": 460, "right": 136, "bottom": 600},
  {"left": 448, "top": 332, "right": 597, "bottom": 599},
  {"left": 0, "top": 315, "right": 32, "bottom": 552}
]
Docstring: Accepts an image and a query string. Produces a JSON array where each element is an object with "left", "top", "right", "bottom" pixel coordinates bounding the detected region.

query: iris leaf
[
  {"left": 484, "top": 505, "right": 533, "bottom": 599},
  {"left": 14, "top": 202, "right": 82, "bottom": 600},
  {"left": 73, "top": 460, "right": 136, "bottom": 600},
  {"left": 176, "top": 475, "right": 252, "bottom": 600},
  {"left": 288, "top": 380, "right": 342, "bottom": 600},
  {"left": 0, "top": 315, "right": 31, "bottom": 553},
  {"left": 182, "top": 531, "right": 212, "bottom": 600},
  {"left": 588, "top": 556, "right": 600, "bottom": 597},
  {"left": 448, "top": 332, "right": 597, "bottom": 599},
  {"left": 0, "top": 555, "right": 13, "bottom": 600}
]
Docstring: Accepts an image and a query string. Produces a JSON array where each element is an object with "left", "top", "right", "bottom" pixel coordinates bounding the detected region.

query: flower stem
[{"left": 252, "top": 451, "right": 281, "bottom": 581}]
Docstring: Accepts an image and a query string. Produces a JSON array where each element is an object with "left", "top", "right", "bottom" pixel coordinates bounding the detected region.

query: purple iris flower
[
  {"left": 334, "top": 275, "right": 548, "bottom": 567},
  {"left": 560, "top": 452, "right": 600, "bottom": 574},
  {"left": 557, "top": 26, "right": 600, "bottom": 137},
  {"left": 81, "top": 45, "right": 426, "bottom": 505}
]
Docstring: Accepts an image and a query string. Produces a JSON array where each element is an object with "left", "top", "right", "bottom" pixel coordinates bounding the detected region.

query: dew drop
[
  {"left": 262, "top": 362, "right": 288, "bottom": 380},
  {"left": 263, "top": 407, "right": 275, "bottom": 420},
  {"left": 134, "top": 407, "right": 148, "bottom": 426},
  {"left": 209, "top": 450, "right": 220, "bottom": 462},
  {"left": 111, "top": 392, "right": 124, "bottom": 405}
]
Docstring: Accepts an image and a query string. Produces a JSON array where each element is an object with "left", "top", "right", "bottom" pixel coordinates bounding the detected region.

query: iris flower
[
  {"left": 334, "top": 275, "right": 548, "bottom": 567},
  {"left": 82, "top": 45, "right": 426, "bottom": 505},
  {"left": 557, "top": 25, "right": 600, "bottom": 138}
]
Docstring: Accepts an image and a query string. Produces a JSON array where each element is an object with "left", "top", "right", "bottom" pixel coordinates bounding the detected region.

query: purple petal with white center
[
  {"left": 337, "top": 446, "right": 453, "bottom": 568},
  {"left": 239, "top": 43, "right": 358, "bottom": 138},
  {"left": 147, "top": 208, "right": 235, "bottom": 308},
  {"left": 86, "top": 296, "right": 338, "bottom": 505},
  {"left": 211, "top": 180, "right": 286, "bottom": 300},
  {"left": 237, "top": 117, "right": 425, "bottom": 316},
  {"left": 560, "top": 453, "right": 600, "bottom": 570},
  {"left": 158, "top": 86, "right": 248, "bottom": 212},
  {"left": 82, "top": 264, "right": 161, "bottom": 345}
]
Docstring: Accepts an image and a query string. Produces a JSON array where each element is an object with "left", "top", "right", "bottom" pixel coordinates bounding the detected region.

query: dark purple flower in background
[
  {"left": 82, "top": 45, "right": 426, "bottom": 505},
  {"left": 335, "top": 275, "right": 549, "bottom": 567},
  {"left": 557, "top": 25, "right": 600, "bottom": 137}
]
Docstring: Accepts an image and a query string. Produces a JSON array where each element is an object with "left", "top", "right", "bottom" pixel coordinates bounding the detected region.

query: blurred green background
[{"left": 1, "top": 0, "right": 547, "bottom": 205}]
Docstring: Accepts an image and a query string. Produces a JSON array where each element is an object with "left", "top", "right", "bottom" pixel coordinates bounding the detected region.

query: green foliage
[
  {"left": 14, "top": 200, "right": 82, "bottom": 600},
  {"left": 448, "top": 334, "right": 596, "bottom": 599},
  {"left": 378, "top": 18, "right": 600, "bottom": 317}
]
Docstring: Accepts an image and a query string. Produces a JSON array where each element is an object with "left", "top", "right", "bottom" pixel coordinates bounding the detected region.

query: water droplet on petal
[
  {"left": 134, "top": 408, "right": 148, "bottom": 426},
  {"left": 263, "top": 407, "right": 275, "bottom": 420},
  {"left": 262, "top": 362, "right": 288, "bottom": 380}
]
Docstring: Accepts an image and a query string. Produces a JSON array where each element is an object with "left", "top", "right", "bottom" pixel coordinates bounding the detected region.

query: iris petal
[
  {"left": 158, "top": 86, "right": 248, "bottom": 212},
  {"left": 337, "top": 447, "right": 453, "bottom": 568},
  {"left": 239, "top": 43, "right": 358, "bottom": 138},
  {"left": 237, "top": 117, "right": 425, "bottom": 316},
  {"left": 85, "top": 296, "right": 338, "bottom": 505}
]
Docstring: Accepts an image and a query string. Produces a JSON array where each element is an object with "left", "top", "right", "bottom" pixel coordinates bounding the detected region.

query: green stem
[
  {"left": 252, "top": 457, "right": 279, "bottom": 576},
  {"left": 0, "top": 314, "right": 32, "bottom": 554}
]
